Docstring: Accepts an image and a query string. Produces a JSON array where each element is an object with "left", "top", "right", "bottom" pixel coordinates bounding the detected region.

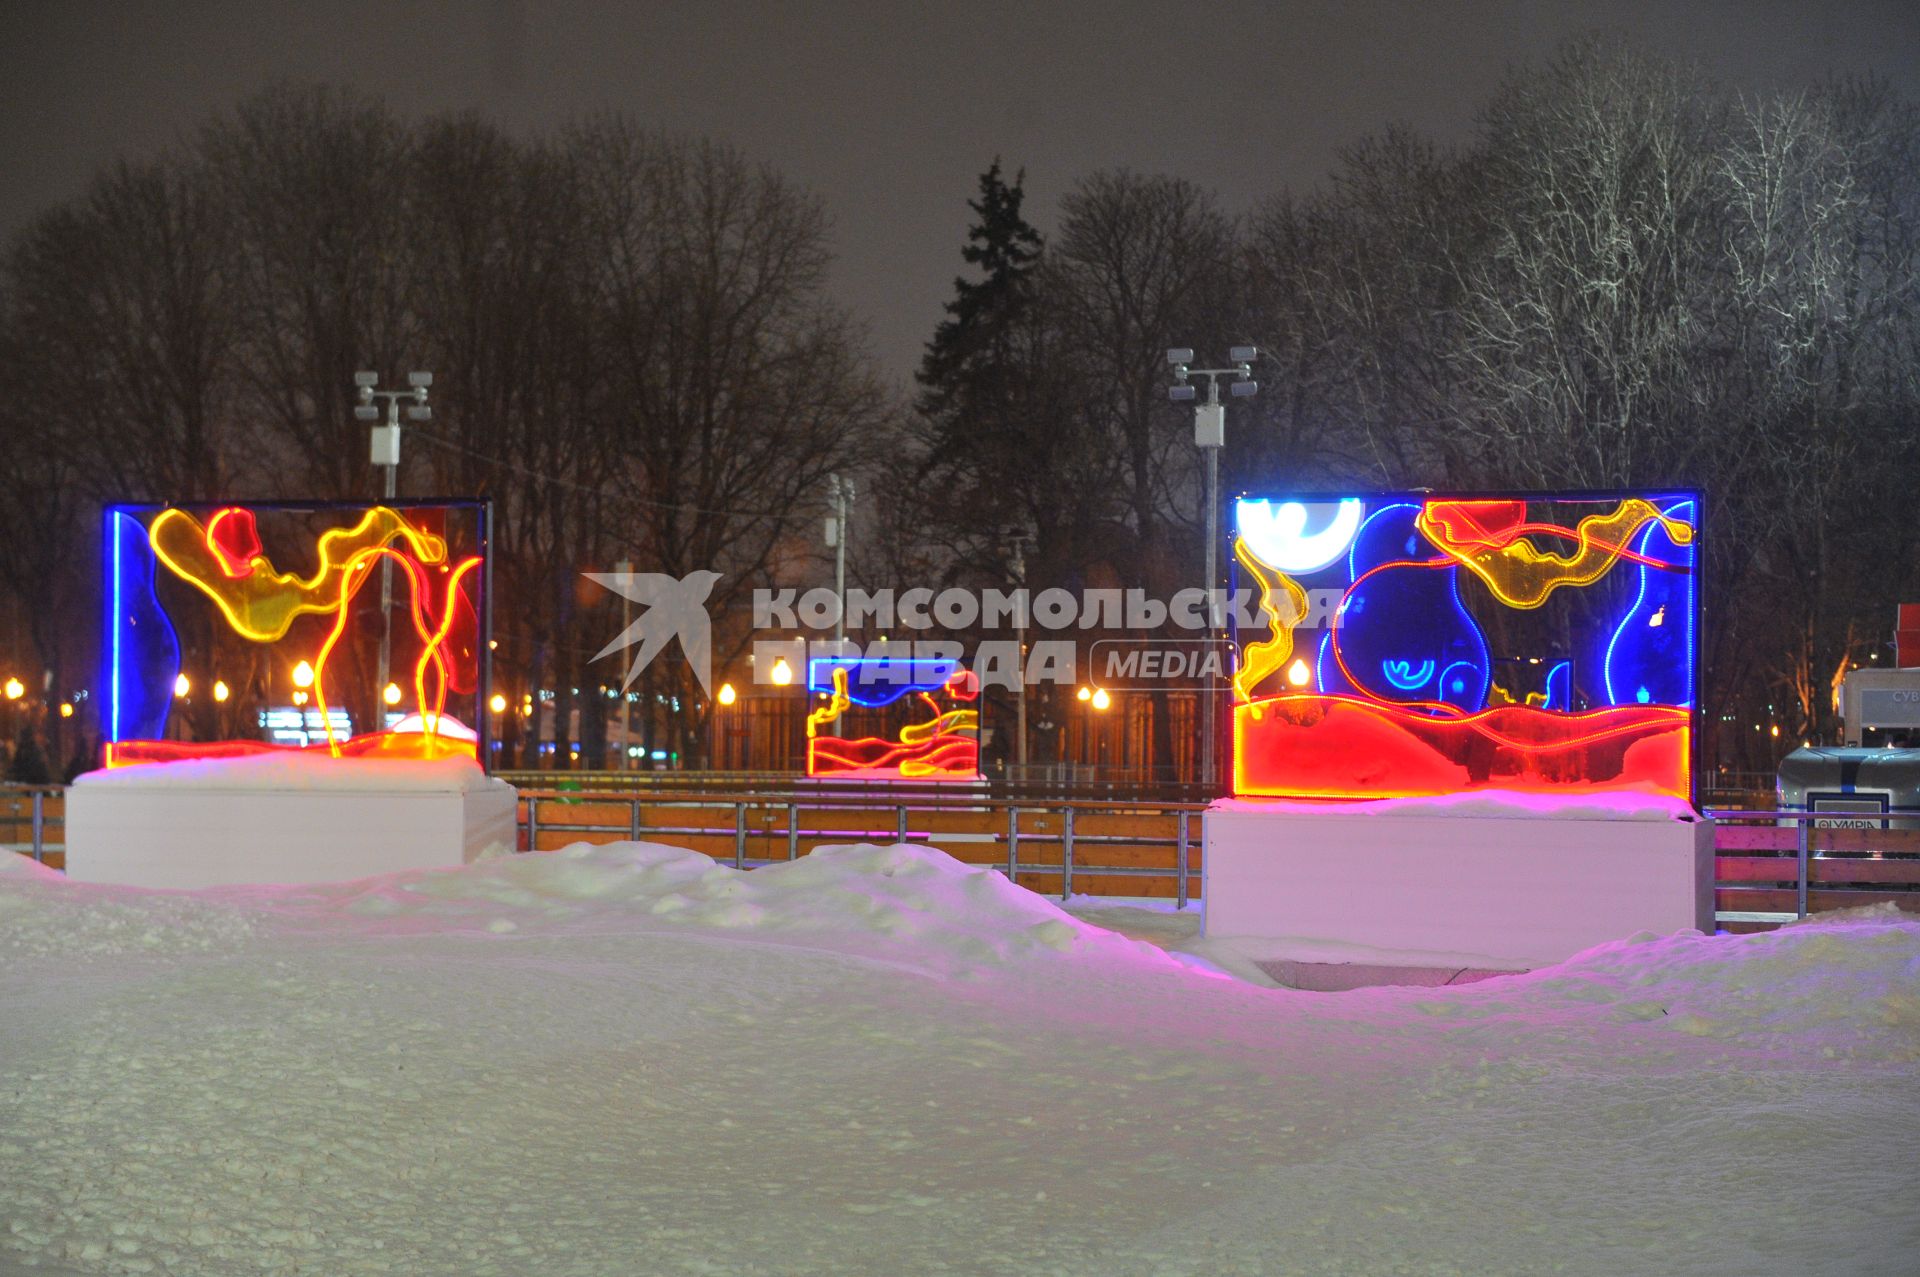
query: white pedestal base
[
  {"left": 1202, "top": 802, "right": 1715, "bottom": 970},
  {"left": 65, "top": 781, "right": 519, "bottom": 890}
]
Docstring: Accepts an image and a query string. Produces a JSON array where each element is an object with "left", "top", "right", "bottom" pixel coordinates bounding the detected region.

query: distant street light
[
  {"left": 717, "top": 682, "right": 738, "bottom": 706},
  {"left": 823, "top": 474, "right": 854, "bottom": 737},
  {"left": 2, "top": 677, "right": 22, "bottom": 701},
  {"left": 213, "top": 680, "right": 231, "bottom": 703},
  {"left": 1168, "top": 346, "right": 1258, "bottom": 794},
  {"left": 489, "top": 693, "right": 508, "bottom": 715},
  {"left": 1090, "top": 687, "right": 1111, "bottom": 711},
  {"left": 173, "top": 673, "right": 191, "bottom": 699},
  {"left": 382, "top": 682, "right": 403, "bottom": 708},
  {"left": 770, "top": 657, "right": 794, "bottom": 687},
  {"left": 292, "top": 660, "right": 315, "bottom": 690},
  {"left": 354, "top": 370, "right": 433, "bottom": 705}
]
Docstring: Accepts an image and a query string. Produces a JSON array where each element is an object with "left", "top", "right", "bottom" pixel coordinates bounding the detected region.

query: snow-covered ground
[{"left": 2, "top": 841, "right": 1917, "bottom": 1276}]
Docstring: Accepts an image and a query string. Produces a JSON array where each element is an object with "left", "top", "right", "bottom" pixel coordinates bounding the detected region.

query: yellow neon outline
[
  {"left": 1417, "top": 499, "right": 1693, "bottom": 610},
  {"left": 1231, "top": 536, "right": 1309, "bottom": 703},
  {"left": 149, "top": 506, "right": 448, "bottom": 642}
]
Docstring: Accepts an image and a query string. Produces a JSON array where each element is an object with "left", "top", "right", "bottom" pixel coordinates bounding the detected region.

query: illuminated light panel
[
  {"left": 806, "top": 660, "right": 980, "bottom": 780},
  {"left": 1232, "top": 694, "right": 1690, "bottom": 800},
  {"left": 1234, "top": 498, "right": 1365, "bottom": 573},
  {"left": 1231, "top": 491, "right": 1700, "bottom": 803},
  {"left": 103, "top": 502, "right": 491, "bottom": 770}
]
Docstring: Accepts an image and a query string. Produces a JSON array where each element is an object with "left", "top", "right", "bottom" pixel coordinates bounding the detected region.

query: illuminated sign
[
  {"left": 1231, "top": 492, "right": 1699, "bottom": 802},
  {"left": 805, "top": 657, "right": 980, "bottom": 780},
  {"left": 103, "top": 501, "right": 491, "bottom": 769}
]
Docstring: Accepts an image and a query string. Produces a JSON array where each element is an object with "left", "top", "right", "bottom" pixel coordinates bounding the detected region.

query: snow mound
[
  {"left": 1444, "top": 906, "right": 1920, "bottom": 1061},
  {"left": 73, "top": 753, "right": 500, "bottom": 793},
  {"left": 0, "top": 854, "right": 256, "bottom": 958},
  {"left": 296, "top": 841, "right": 1178, "bottom": 976}
]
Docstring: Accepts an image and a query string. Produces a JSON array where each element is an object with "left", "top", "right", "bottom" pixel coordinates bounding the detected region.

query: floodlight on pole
[
  {"left": 1167, "top": 347, "right": 1260, "bottom": 796},
  {"left": 353, "top": 371, "right": 434, "bottom": 703}
]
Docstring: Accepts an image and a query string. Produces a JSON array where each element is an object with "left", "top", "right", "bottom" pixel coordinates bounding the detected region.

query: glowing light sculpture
[
  {"left": 102, "top": 501, "right": 493, "bottom": 770},
  {"left": 805, "top": 657, "right": 981, "bottom": 780},
  {"left": 1230, "top": 492, "right": 1700, "bottom": 802}
]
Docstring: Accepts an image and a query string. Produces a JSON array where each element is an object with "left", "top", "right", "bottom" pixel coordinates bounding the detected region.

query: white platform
[
  {"left": 65, "top": 779, "right": 519, "bottom": 890},
  {"left": 1202, "top": 800, "right": 1715, "bottom": 970}
]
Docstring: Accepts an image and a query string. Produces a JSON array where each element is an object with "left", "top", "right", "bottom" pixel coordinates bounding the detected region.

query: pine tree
[{"left": 916, "top": 160, "right": 1044, "bottom": 436}]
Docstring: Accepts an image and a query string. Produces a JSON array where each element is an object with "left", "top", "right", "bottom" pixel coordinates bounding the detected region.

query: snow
[
  {"left": 1211, "top": 786, "right": 1700, "bottom": 821},
  {"left": 72, "top": 753, "right": 502, "bottom": 794},
  {"left": 3, "top": 842, "right": 1917, "bottom": 1275}
]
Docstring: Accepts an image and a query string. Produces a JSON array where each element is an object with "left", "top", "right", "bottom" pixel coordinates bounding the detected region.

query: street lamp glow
[
  {"left": 291, "top": 660, "right": 314, "bottom": 689},
  {"left": 213, "top": 680, "right": 231, "bottom": 703},
  {"left": 489, "top": 693, "right": 508, "bottom": 715},
  {"left": 2, "top": 677, "right": 21, "bottom": 701},
  {"left": 1091, "top": 688, "right": 1111, "bottom": 711},
  {"left": 173, "top": 673, "right": 191, "bottom": 698},
  {"left": 717, "top": 682, "right": 738, "bottom": 706},
  {"left": 59, "top": 702, "right": 74, "bottom": 718},
  {"left": 1286, "top": 658, "right": 1311, "bottom": 687},
  {"left": 291, "top": 689, "right": 309, "bottom": 706},
  {"left": 1077, "top": 685, "right": 1092, "bottom": 702},
  {"left": 383, "top": 682, "right": 403, "bottom": 706},
  {"left": 770, "top": 657, "right": 793, "bottom": 687}
]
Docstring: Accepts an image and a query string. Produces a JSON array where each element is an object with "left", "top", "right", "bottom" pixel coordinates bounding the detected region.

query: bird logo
[{"left": 585, "top": 570, "right": 723, "bottom": 694}]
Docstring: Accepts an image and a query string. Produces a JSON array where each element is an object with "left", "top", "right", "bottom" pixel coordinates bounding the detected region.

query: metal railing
[
  {"left": 494, "top": 767, "right": 1217, "bottom": 805},
  {"left": 519, "top": 787, "right": 1208, "bottom": 907},
  {"left": 0, "top": 784, "right": 63, "bottom": 864},
  {"left": 1705, "top": 806, "right": 1920, "bottom": 921}
]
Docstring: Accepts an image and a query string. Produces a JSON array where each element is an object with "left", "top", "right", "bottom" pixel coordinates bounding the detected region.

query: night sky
[{"left": 6, "top": 0, "right": 1917, "bottom": 387}]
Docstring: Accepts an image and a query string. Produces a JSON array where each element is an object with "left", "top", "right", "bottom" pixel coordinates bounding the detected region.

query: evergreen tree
[{"left": 916, "top": 159, "right": 1044, "bottom": 430}]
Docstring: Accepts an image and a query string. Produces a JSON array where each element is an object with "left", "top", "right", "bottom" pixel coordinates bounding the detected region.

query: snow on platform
[{"left": 2, "top": 841, "right": 1917, "bottom": 1276}]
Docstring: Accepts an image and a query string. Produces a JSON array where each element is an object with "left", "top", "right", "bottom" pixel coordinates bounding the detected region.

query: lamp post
[
  {"left": 1007, "top": 529, "right": 1031, "bottom": 778},
  {"left": 353, "top": 370, "right": 433, "bottom": 712},
  {"left": 1167, "top": 347, "right": 1258, "bottom": 794},
  {"left": 823, "top": 474, "right": 853, "bottom": 737}
]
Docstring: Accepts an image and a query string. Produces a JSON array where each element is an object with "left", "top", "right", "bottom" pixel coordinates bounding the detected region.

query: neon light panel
[
  {"left": 101, "top": 501, "right": 491, "bottom": 770},
  {"left": 1231, "top": 492, "right": 1699, "bottom": 802},
  {"left": 805, "top": 659, "right": 980, "bottom": 780}
]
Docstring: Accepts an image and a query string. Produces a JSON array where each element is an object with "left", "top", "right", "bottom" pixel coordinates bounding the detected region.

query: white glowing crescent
[{"left": 1234, "top": 499, "right": 1366, "bottom": 573}]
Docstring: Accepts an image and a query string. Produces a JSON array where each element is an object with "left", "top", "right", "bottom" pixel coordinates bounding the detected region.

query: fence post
[
  {"left": 1796, "top": 816, "right": 1811, "bottom": 919},
  {"left": 628, "top": 797, "right": 642, "bottom": 842},
  {"left": 787, "top": 803, "right": 800, "bottom": 861},
  {"left": 31, "top": 790, "right": 46, "bottom": 864},
  {"left": 1176, "top": 809, "right": 1190, "bottom": 910},
  {"left": 1006, "top": 806, "right": 1019, "bottom": 882},
  {"left": 525, "top": 796, "right": 539, "bottom": 854},
  {"left": 734, "top": 803, "right": 748, "bottom": 869},
  {"left": 1061, "top": 806, "right": 1075, "bottom": 901},
  {"left": 895, "top": 805, "right": 908, "bottom": 842}
]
